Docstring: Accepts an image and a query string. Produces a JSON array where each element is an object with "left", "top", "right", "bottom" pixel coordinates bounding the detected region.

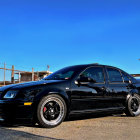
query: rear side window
[
  {"left": 107, "top": 68, "right": 123, "bottom": 83},
  {"left": 80, "top": 67, "right": 105, "bottom": 83}
]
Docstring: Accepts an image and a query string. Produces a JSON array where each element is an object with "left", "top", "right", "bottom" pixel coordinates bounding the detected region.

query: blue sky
[{"left": 0, "top": 0, "right": 140, "bottom": 78}]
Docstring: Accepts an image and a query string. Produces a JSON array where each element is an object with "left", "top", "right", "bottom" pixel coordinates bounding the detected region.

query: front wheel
[
  {"left": 125, "top": 94, "right": 140, "bottom": 117},
  {"left": 37, "top": 94, "right": 67, "bottom": 128}
]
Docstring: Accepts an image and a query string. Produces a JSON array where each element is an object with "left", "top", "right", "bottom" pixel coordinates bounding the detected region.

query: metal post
[
  {"left": 11, "top": 65, "right": 15, "bottom": 84},
  {"left": 37, "top": 71, "right": 39, "bottom": 80},
  {"left": 4, "top": 63, "right": 6, "bottom": 85},
  {"left": 32, "top": 68, "right": 34, "bottom": 81},
  {"left": 18, "top": 72, "right": 21, "bottom": 83}
]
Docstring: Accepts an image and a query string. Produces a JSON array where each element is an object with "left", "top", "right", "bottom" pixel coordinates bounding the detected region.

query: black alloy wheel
[
  {"left": 125, "top": 94, "right": 140, "bottom": 117},
  {"left": 37, "top": 94, "right": 67, "bottom": 128}
]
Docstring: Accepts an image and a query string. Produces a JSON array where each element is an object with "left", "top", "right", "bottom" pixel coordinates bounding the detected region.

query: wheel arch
[
  {"left": 125, "top": 91, "right": 140, "bottom": 117},
  {"left": 126, "top": 89, "right": 140, "bottom": 100},
  {"left": 34, "top": 90, "right": 71, "bottom": 119},
  {"left": 47, "top": 91, "right": 70, "bottom": 112}
]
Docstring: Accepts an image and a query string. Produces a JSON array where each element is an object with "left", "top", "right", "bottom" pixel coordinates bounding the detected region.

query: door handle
[{"left": 101, "top": 87, "right": 106, "bottom": 91}]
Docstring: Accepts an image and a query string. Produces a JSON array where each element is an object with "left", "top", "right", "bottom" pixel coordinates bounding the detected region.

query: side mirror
[
  {"left": 75, "top": 76, "right": 96, "bottom": 85},
  {"left": 124, "top": 80, "right": 132, "bottom": 84}
]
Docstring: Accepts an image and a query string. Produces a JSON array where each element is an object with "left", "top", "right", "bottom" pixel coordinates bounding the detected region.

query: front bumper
[{"left": 0, "top": 100, "right": 35, "bottom": 122}]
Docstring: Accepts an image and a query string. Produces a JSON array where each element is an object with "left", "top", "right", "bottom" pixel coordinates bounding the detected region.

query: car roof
[{"left": 69, "top": 63, "right": 118, "bottom": 69}]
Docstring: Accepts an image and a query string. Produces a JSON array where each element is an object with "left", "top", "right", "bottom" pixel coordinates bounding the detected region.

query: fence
[{"left": 0, "top": 63, "right": 51, "bottom": 87}]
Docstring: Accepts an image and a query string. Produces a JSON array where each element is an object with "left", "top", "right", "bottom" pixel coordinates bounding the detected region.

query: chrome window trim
[{"left": 77, "top": 66, "right": 106, "bottom": 84}]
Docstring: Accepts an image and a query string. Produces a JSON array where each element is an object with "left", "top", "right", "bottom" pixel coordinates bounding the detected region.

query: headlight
[{"left": 4, "top": 90, "right": 18, "bottom": 99}]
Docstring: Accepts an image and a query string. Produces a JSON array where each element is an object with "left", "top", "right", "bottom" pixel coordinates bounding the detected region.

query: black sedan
[{"left": 0, "top": 64, "right": 140, "bottom": 128}]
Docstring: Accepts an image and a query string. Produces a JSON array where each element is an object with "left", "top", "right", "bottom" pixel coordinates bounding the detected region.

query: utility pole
[
  {"left": 47, "top": 65, "right": 50, "bottom": 71},
  {"left": 47, "top": 65, "right": 50, "bottom": 76},
  {"left": 4, "top": 63, "right": 6, "bottom": 85}
]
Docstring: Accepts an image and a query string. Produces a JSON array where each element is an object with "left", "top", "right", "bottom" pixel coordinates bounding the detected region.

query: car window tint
[
  {"left": 81, "top": 67, "right": 105, "bottom": 83},
  {"left": 107, "top": 68, "right": 123, "bottom": 83},
  {"left": 44, "top": 67, "right": 76, "bottom": 80},
  {"left": 58, "top": 71, "right": 74, "bottom": 80},
  {"left": 121, "top": 72, "right": 130, "bottom": 82}
]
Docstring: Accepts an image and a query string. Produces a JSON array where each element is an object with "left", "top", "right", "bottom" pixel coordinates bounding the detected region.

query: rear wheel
[
  {"left": 37, "top": 94, "right": 67, "bottom": 128},
  {"left": 125, "top": 94, "right": 140, "bottom": 117}
]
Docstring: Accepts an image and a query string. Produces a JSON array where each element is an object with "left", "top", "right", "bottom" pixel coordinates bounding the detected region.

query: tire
[
  {"left": 37, "top": 94, "right": 67, "bottom": 128},
  {"left": 125, "top": 94, "right": 140, "bottom": 117}
]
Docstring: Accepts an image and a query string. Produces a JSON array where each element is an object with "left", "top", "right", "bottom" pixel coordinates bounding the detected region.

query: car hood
[{"left": 0, "top": 80, "right": 65, "bottom": 92}]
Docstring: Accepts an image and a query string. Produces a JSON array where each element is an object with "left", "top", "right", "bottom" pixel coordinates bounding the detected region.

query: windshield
[{"left": 43, "top": 66, "right": 78, "bottom": 80}]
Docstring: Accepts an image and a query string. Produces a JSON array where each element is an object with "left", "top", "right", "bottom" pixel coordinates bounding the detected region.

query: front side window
[
  {"left": 121, "top": 72, "right": 130, "bottom": 82},
  {"left": 107, "top": 68, "right": 123, "bottom": 83},
  {"left": 80, "top": 67, "right": 105, "bottom": 83}
]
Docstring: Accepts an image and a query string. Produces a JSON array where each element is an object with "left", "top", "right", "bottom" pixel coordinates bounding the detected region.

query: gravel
[{"left": 1, "top": 114, "right": 140, "bottom": 140}]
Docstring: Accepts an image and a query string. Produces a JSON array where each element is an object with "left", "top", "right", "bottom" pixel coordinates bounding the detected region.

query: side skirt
[{"left": 69, "top": 107, "right": 125, "bottom": 115}]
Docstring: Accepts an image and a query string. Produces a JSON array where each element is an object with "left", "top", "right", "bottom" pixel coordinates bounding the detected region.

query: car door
[
  {"left": 70, "top": 66, "right": 109, "bottom": 112},
  {"left": 105, "top": 67, "right": 129, "bottom": 108}
]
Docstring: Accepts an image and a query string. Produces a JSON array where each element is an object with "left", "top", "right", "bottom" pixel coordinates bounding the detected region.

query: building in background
[
  {"left": 15, "top": 71, "right": 52, "bottom": 83},
  {"left": 0, "top": 63, "right": 53, "bottom": 87},
  {"left": 131, "top": 74, "right": 140, "bottom": 79}
]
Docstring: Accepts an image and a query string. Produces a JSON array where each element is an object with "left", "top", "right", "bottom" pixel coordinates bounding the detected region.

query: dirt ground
[{"left": 0, "top": 114, "right": 140, "bottom": 140}]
